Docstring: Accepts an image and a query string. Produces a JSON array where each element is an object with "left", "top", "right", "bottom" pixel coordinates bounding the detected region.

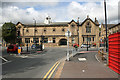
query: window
[
  {"left": 26, "top": 29, "right": 29, "bottom": 32},
  {"left": 35, "top": 29, "right": 37, "bottom": 32},
  {"left": 87, "top": 37, "right": 91, "bottom": 41},
  {"left": 86, "top": 22, "right": 91, "bottom": 33},
  {"left": 44, "top": 29, "right": 46, "bottom": 32},
  {"left": 71, "top": 24, "right": 75, "bottom": 27},
  {"left": 44, "top": 38, "right": 48, "bottom": 43},
  {"left": 62, "top": 28, "right": 65, "bottom": 32},
  {"left": 53, "top": 28, "right": 56, "bottom": 32},
  {"left": 93, "top": 37, "right": 94, "bottom": 41},
  {"left": 53, "top": 38, "right": 56, "bottom": 43},
  {"left": 25, "top": 38, "right": 30, "bottom": 43},
  {"left": 86, "top": 26, "right": 91, "bottom": 33},
  {"left": 33, "top": 38, "right": 39, "bottom": 43},
  {"left": 83, "top": 37, "right": 84, "bottom": 42}
]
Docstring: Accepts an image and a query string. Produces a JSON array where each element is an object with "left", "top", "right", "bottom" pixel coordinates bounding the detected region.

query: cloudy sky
[{"left": 0, "top": 0, "right": 120, "bottom": 26}]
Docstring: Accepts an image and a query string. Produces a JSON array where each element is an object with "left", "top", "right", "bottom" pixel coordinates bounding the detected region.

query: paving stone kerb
[{"left": 60, "top": 51, "right": 118, "bottom": 79}]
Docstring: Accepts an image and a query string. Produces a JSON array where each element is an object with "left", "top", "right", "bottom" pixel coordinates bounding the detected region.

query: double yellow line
[{"left": 42, "top": 61, "right": 60, "bottom": 80}]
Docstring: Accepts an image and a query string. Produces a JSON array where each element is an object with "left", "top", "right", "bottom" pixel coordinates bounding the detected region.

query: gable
[
  {"left": 80, "top": 18, "right": 99, "bottom": 26},
  {"left": 16, "top": 22, "right": 24, "bottom": 29}
]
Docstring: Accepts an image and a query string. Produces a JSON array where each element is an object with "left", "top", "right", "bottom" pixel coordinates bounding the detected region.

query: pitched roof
[
  {"left": 108, "top": 23, "right": 120, "bottom": 29},
  {"left": 17, "top": 22, "right": 69, "bottom": 27},
  {"left": 80, "top": 18, "right": 99, "bottom": 26},
  {"left": 102, "top": 24, "right": 117, "bottom": 29}
]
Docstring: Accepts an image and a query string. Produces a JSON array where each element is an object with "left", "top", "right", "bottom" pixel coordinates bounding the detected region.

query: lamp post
[
  {"left": 26, "top": 40, "right": 28, "bottom": 52},
  {"left": 77, "top": 17, "right": 80, "bottom": 46},
  {"left": 104, "top": 0, "right": 108, "bottom": 52},
  {"left": 87, "top": 35, "right": 88, "bottom": 51},
  {"left": 33, "top": 18, "right": 36, "bottom": 45}
]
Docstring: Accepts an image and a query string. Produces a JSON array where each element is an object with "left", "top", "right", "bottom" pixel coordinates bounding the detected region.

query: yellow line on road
[
  {"left": 42, "top": 61, "right": 59, "bottom": 80},
  {"left": 47, "top": 62, "right": 60, "bottom": 80}
]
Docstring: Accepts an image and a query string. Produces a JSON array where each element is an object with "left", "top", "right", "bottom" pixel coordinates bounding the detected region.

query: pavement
[{"left": 55, "top": 50, "right": 119, "bottom": 80}]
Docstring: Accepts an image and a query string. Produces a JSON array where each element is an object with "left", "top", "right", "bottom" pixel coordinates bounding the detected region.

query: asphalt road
[
  {"left": 2, "top": 47, "right": 99, "bottom": 78},
  {"left": 2, "top": 47, "right": 68, "bottom": 78}
]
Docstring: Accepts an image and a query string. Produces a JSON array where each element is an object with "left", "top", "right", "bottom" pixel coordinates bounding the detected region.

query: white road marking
[
  {"left": 78, "top": 58, "right": 86, "bottom": 61},
  {"left": 0, "top": 61, "right": 12, "bottom": 65},
  {"left": 0, "top": 56, "right": 8, "bottom": 62},
  {"left": 95, "top": 54, "right": 100, "bottom": 62}
]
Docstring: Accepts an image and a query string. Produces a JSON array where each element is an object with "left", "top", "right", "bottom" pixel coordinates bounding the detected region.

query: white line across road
[
  {"left": 0, "top": 61, "right": 12, "bottom": 65},
  {"left": 0, "top": 56, "right": 8, "bottom": 62},
  {"left": 0, "top": 56, "right": 12, "bottom": 65}
]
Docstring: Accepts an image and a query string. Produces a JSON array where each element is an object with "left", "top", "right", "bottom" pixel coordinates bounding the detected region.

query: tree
[{"left": 2, "top": 22, "right": 16, "bottom": 44}]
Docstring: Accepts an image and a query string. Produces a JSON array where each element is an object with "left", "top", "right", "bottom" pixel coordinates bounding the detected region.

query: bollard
[{"left": 18, "top": 46, "right": 21, "bottom": 56}]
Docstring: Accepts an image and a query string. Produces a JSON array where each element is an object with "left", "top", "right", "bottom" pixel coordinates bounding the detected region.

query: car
[
  {"left": 81, "top": 44, "right": 90, "bottom": 48},
  {"left": 7, "top": 44, "right": 18, "bottom": 53},
  {"left": 31, "top": 44, "right": 41, "bottom": 49}
]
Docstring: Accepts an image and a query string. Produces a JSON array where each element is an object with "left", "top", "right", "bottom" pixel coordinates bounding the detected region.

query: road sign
[
  {"left": 100, "top": 39, "right": 102, "bottom": 42},
  {"left": 65, "top": 30, "right": 71, "bottom": 37}
]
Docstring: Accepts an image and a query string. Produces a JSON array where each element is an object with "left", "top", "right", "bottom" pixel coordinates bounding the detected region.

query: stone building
[
  {"left": 99, "top": 23, "right": 120, "bottom": 47},
  {"left": 16, "top": 15, "right": 100, "bottom": 47},
  {"left": 109, "top": 23, "right": 120, "bottom": 34}
]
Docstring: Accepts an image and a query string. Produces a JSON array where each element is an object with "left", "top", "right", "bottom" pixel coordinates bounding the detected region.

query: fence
[{"left": 108, "top": 32, "right": 120, "bottom": 74}]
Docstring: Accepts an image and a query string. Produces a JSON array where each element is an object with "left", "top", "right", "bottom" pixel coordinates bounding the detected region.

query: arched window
[{"left": 86, "top": 22, "right": 91, "bottom": 33}]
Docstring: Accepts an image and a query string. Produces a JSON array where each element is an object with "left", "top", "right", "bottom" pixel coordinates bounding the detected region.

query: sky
[{"left": 0, "top": 0, "right": 120, "bottom": 27}]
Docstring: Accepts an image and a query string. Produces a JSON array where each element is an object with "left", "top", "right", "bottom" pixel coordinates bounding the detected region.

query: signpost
[{"left": 65, "top": 29, "right": 71, "bottom": 61}]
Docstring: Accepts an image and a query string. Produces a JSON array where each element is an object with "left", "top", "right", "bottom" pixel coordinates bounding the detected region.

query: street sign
[
  {"left": 100, "top": 39, "right": 102, "bottom": 42},
  {"left": 65, "top": 30, "right": 71, "bottom": 37}
]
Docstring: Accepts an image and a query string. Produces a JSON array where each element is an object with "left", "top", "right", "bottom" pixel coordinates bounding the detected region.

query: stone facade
[
  {"left": 16, "top": 16, "right": 100, "bottom": 47},
  {"left": 109, "top": 23, "right": 120, "bottom": 34}
]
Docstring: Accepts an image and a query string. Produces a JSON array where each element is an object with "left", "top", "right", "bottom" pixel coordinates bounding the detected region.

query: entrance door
[{"left": 59, "top": 39, "right": 67, "bottom": 45}]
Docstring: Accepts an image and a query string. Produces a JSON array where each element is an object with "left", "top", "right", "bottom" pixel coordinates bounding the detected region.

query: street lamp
[
  {"left": 33, "top": 18, "right": 36, "bottom": 45},
  {"left": 87, "top": 35, "right": 88, "bottom": 51},
  {"left": 26, "top": 40, "right": 28, "bottom": 52},
  {"left": 77, "top": 17, "right": 80, "bottom": 46},
  {"left": 104, "top": 0, "right": 108, "bottom": 52}
]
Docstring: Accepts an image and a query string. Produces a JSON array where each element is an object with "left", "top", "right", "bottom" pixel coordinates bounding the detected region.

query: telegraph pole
[{"left": 104, "top": 0, "right": 108, "bottom": 52}]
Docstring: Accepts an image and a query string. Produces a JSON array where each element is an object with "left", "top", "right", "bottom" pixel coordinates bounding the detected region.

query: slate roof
[
  {"left": 102, "top": 24, "right": 117, "bottom": 29},
  {"left": 108, "top": 23, "right": 120, "bottom": 29},
  {"left": 17, "top": 22, "right": 69, "bottom": 27}
]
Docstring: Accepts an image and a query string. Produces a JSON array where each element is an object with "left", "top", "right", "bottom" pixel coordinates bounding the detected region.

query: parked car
[
  {"left": 31, "top": 44, "right": 41, "bottom": 49},
  {"left": 81, "top": 44, "right": 90, "bottom": 48},
  {"left": 7, "top": 44, "right": 18, "bottom": 53}
]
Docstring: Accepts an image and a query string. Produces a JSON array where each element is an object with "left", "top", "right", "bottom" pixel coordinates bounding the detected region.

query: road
[
  {"left": 2, "top": 47, "right": 99, "bottom": 79},
  {"left": 2, "top": 47, "right": 67, "bottom": 78}
]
